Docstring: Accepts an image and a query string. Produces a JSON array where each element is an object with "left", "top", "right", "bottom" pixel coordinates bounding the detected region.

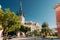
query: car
[
  {"left": 12, "top": 35, "right": 16, "bottom": 38},
  {"left": 8, "top": 35, "right": 12, "bottom": 39}
]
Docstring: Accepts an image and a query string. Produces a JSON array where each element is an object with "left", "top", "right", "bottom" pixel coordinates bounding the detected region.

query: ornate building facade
[{"left": 18, "top": 1, "right": 40, "bottom": 31}]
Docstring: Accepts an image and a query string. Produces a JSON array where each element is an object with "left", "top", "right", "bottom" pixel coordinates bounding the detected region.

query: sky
[{"left": 0, "top": 0, "right": 60, "bottom": 28}]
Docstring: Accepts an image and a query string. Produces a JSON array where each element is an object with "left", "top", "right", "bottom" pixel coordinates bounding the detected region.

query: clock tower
[
  {"left": 54, "top": 4, "right": 60, "bottom": 37},
  {"left": 19, "top": 0, "right": 25, "bottom": 24}
]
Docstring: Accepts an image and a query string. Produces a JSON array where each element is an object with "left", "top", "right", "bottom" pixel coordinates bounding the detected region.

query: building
[
  {"left": 54, "top": 4, "right": 60, "bottom": 37},
  {"left": 18, "top": 1, "right": 40, "bottom": 31}
]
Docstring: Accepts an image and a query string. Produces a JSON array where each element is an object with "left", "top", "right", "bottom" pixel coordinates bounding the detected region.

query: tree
[
  {"left": 0, "top": 8, "right": 21, "bottom": 40},
  {"left": 26, "top": 30, "right": 40, "bottom": 37},
  {"left": 0, "top": 9, "right": 4, "bottom": 24},
  {"left": 19, "top": 25, "right": 31, "bottom": 36},
  {"left": 41, "top": 22, "right": 50, "bottom": 38},
  {"left": 32, "top": 30, "right": 40, "bottom": 37}
]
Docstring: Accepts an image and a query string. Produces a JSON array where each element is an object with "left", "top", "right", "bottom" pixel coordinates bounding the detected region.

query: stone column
[
  {"left": 22, "top": 32, "right": 25, "bottom": 37},
  {"left": 0, "top": 30, "right": 3, "bottom": 40},
  {"left": 17, "top": 32, "right": 20, "bottom": 38}
]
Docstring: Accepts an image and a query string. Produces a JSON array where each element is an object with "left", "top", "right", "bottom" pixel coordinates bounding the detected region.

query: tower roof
[
  {"left": 20, "top": 0, "right": 22, "bottom": 10},
  {"left": 19, "top": 0, "right": 24, "bottom": 16},
  {"left": 54, "top": 4, "right": 60, "bottom": 9}
]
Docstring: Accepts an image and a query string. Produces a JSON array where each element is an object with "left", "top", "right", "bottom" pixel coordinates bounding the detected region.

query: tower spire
[
  {"left": 20, "top": 0, "right": 22, "bottom": 10},
  {"left": 19, "top": 0, "right": 23, "bottom": 16},
  {"left": 19, "top": 0, "right": 25, "bottom": 24}
]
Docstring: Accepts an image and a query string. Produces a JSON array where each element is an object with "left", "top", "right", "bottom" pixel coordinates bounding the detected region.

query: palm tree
[{"left": 41, "top": 22, "right": 50, "bottom": 38}]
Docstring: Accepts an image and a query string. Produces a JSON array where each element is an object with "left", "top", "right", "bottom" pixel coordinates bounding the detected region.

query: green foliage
[
  {"left": 41, "top": 22, "right": 50, "bottom": 38},
  {"left": 42, "top": 22, "right": 48, "bottom": 28},
  {"left": 2, "top": 8, "right": 21, "bottom": 32},
  {"left": 41, "top": 22, "right": 49, "bottom": 33},
  {"left": 52, "top": 32, "right": 58, "bottom": 36},
  {"left": 32, "top": 30, "right": 40, "bottom": 36},
  {"left": 0, "top": 9, "right": 4, "bottom": 24},
  {"left": 0, "top": 8, "right": 21, "bottom": 40},
  {"left": 20, "top": 25, "right": 31, "bottom": 33},
  {"left": 26, "top": 30, "right": 40, "bottom": 37}
]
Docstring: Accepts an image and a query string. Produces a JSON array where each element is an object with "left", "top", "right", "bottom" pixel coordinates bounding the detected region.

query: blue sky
[{"left": 0, "top": 0, "right": 60, "bottom": 28}]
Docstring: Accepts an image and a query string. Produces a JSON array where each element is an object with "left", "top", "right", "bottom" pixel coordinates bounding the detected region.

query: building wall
[
  {"left": 55, "top": 4, "right": 60, "bottom": 37},
  {"left": 23, "top": 21, "right": 40, "bottom": 32},
  {"left": 19, "top": 16, "right": 25, "bottom": 24},
  {"left": 56, "top": 10, "right": 60, "bottom": 37}
]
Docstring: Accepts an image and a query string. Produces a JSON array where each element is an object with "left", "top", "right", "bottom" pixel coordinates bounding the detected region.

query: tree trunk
[
  {"left": 3, "top": 34, "right": 8, "bottom": 40},
  {"left": 3, "top": 28, "right": 8, "bottom": 40}
]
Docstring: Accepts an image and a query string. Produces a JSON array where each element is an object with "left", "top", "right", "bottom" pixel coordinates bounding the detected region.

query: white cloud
[{"left": 49, "top": 25, "right": 57, "bottom": 29}]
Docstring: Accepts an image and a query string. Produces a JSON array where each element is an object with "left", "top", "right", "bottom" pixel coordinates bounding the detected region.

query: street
[{"left": 8, "top": 38, "right": 60, "bottom": 40}]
